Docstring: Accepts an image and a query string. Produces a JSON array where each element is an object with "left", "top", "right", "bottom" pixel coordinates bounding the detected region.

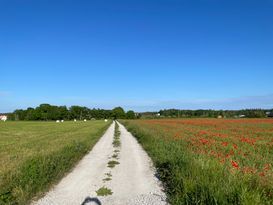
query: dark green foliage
[
  {"left": 8, "top": 104, "right": 113, "bottom": 121},
  {"left": 8, "top": 104, "right": 138, "bottom": 121},
  {"left": 69, "top": 106, "right": 89, "bottom": 120},
  {"left": 126, "top": 110, "right": 136, "bottom": 119},
  {"left": 7, "top": 104, "right": 272, "bottom": 121},
  {"left": 158, "top": 109, "right": 269, "bottom": 118},
  {"left": 111, "top": 107, "right": 126, "bottom": 119}
]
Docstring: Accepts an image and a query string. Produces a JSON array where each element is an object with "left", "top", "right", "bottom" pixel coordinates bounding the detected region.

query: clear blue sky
[{"left": 1, "top": 0, "right": 273, "bottom": 112}]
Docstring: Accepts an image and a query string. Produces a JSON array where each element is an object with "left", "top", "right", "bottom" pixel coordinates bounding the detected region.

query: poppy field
[{"left": 122, "top": 119, "right": 273, "bottom": 205}]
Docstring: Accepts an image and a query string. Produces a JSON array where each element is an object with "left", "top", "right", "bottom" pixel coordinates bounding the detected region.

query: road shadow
[{"left": 81, "top": 197, "right": 102, "bottom": 205}]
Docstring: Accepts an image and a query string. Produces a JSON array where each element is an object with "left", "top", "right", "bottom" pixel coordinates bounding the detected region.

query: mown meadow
[
  {"left": 0, "top": 120, "right": 111, "bottom": 205},
  {"left": 122, "top": 119, "right": 273, "bottom": 205}
]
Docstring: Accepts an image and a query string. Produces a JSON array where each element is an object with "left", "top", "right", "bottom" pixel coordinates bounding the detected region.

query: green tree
[
  {"left": 112, "top": 107, "right": 126, "bottom": 119},
  {"left": 69, "top": 106, "right": 87, "bottom": 120},
  {"left": 126, "top": 110, "right": 135, "bottom": 119},
  {"left": 58, "top": 106, "right": 69, "bottom": 120}
]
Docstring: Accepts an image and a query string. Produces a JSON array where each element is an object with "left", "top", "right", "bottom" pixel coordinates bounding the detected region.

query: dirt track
[{"left": 32, "top": 121, "right": 167, "bottom": 205}]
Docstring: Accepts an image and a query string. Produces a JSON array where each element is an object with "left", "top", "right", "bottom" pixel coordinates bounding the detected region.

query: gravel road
[{"left": 32, "top": 121, "right": 167, "bottom": 205}]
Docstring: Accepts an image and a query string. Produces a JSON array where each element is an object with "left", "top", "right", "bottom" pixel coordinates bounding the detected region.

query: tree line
[
  {"left": 8, "top": 104, "right": 136, "bottom": 121},
  {"left": 158, "top": 109, "right": 273, "bottom": 118},
  {"left": 6, "top": 104, "right": 273, "bottom": 121}
]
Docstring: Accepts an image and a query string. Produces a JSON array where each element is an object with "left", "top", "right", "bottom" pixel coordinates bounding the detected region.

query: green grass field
[
  {"left": 122, "top": 119, "right": 273, "bottom": 205},
  {"left": 0, "top": 120, "right": 111, "bottom": 205}
]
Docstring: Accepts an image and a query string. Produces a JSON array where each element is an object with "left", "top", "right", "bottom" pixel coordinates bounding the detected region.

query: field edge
[{"left": 0, "top": 121, "right": 112, "bottom": 205}]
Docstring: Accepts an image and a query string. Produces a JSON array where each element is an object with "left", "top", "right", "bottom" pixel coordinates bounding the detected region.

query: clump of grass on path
[
  {"left": 107, "top": 160, "right": 120, "bottom": 168},
  {"left": 96, "top": 186, "right": 113, "bottom": 196},
  {"left": 103, "top": 177, "right": 112, "bottom": 182},
  {"left": 112, "top": 153, "right": 118, "bottom": 159},
  {"left": 105, "top": 172, "right": 112, "bottom": 177}
]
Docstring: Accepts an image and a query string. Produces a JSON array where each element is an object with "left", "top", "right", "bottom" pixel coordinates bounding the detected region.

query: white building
[{"left": 0, "top": 115, "right": 7, "bottom": 122}]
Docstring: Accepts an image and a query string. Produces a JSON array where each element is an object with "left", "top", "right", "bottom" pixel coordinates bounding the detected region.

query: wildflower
[
  {"left": 259, "top": 172, "right": 265, "bottom": 177},
  {"left": 264, "top": 164, "right": 271, "bottom": 171},
  {"left": 200, "top": 138, "right": 209, "bottom": 144},
  {"left": 221, "top": 142, "right": 228, "bottom": 146},
  {"left": 231, "top": 160, "right": 239, "bottom": 169}
]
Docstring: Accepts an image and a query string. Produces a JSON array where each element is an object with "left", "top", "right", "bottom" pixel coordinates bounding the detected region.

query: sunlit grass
[
  {"left": 122, "top": 119, "right": 273, "bottom": 205},
  {"left": 0, "top": 120, "right": 111, "bottom": 204}
]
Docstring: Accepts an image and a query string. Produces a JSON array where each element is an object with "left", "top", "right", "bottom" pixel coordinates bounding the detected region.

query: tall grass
[
  {"left": 0, "top": 121, "right": 111, "bottom": 205},
  {"left": 121, "top": 120, "right": 273, "bottom": 205}
]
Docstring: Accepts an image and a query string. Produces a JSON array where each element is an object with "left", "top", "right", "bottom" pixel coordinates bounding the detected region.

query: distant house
[
  {"left": 268, "top": 112, "right": 273, "bottom": 118},
  {"left": 0, "top": 115, "right": 7, "bottom": 121},
  {"left": 239, "top": 115, "right": 246, "bottom": 118}
]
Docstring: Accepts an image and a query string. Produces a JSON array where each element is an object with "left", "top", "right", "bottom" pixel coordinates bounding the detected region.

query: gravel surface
[{"left": 32, "top": 121, "right": 167, "bottom": 205}]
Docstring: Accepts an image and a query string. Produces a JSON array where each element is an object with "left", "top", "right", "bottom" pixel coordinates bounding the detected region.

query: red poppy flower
[{"left": 231, "top": 160, "right": 239, "bottom": 169}]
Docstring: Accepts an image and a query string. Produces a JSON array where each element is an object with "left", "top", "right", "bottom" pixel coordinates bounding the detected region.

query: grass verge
[{"left": 0, "top": 121, "right": 111, "bottom": 205}]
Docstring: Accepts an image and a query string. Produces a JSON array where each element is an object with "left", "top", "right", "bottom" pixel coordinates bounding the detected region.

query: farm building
[
  {"left": 268, "top": 112, "right": 273, "bottom": 118},
  {"left": 0, "top": 115, "right": 8, "bottom": 121}
]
